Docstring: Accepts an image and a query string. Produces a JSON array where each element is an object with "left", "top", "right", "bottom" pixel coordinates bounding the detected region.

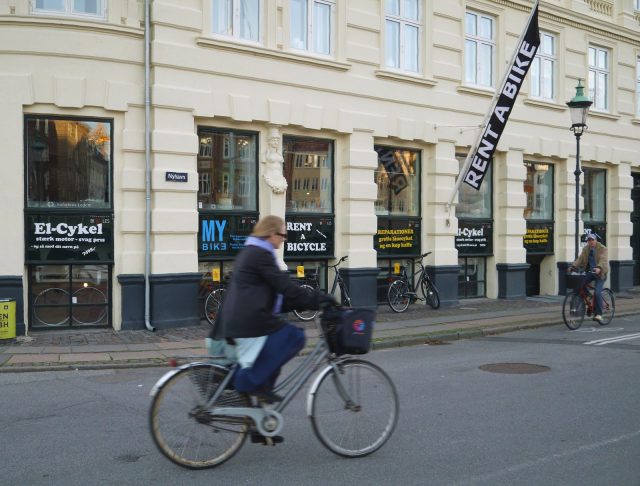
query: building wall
[{"left": 1, "top": 0, "right": 639, "bottom": 331}]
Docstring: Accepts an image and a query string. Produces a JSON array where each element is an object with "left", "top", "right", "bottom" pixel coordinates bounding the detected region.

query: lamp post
[{"left": 566, "top": 79, "right": 592, "bottom": 260}]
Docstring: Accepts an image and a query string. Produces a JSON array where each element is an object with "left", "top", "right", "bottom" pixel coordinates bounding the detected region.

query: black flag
[{"left": 462, "top": 3, "right": 540, "bottom": 190}]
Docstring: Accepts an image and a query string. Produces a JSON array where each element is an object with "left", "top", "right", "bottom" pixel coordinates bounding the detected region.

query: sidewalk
[{"left": 1, "top": 289, "right": 639, "bottom": 372}]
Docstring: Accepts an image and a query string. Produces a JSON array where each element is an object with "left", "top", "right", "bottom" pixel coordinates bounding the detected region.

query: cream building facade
[{"left": 1, "top": 0, "right": 639, "bottom": 333}]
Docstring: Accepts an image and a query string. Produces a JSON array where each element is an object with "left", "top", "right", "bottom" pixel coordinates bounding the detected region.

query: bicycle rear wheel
[
  {"left": 387, "top": 279, "right": 410, "bottom": 313},
  {"left": 204, "top": 288, "right": 226, "bottom": 327},
  {"left": 293, "top": 284, "right": 319, "bottom": 321},
  {"left": 421, "top": 279, "right": 441, "bottom": 309},
  {"left": 598, "top": 288, "right": 615, "bottom": 326},
  {"left": 562, "top": 292, "right": 585, "bottom": 330},
  {"left": 149, "top": 363, "right": 250, "bottom": 469},
  {"left": 310, "top": 359, "right": 399, "bottom": 457}
]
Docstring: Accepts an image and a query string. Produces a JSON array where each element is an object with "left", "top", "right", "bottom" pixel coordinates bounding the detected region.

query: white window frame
[
  {"left": 636, "top": 55, "right": 640, "bottom": 118},
  {"left": 212, "top": 0, "right": 262, "bottom": 44},
  {"left": 31, "top": 0, "right": 106, "bottom": 20},
  {"left": 531, "top": 31, "right": 556, "bottom": 101},
  {"left": 290, "top": 0, "right": 335, "bottom": 56},
  {"left": 384, "top": 0, "right": 421, "bottom": 73},
  {"left": 635, "top": 0, "right": 640, "bottom": 11},
  {"left": 465, "top": 10, "right": 495, "bottom": 88},
  {"left": 588, "top": 45, "right": 610, "bottom": 112}
]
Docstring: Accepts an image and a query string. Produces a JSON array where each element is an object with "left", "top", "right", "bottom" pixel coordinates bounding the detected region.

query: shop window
[
  {"left": 283, "top": 136, "right": 333, "bottom": 213},
  {"left": 32, "top": 0, "right": 106, "bottom": 20},
  {"left": 582, "top": 168, "right": 606, "bottom": 223},
  {"left": 374, "top": 146, "right": 420, "bottom": 216},
  {"left": 197, "top": 128, "right": 258, "bottom": 211},
  {"left": 26, "top": 116, "right": 112, "bottom": 209},
  {"left": 458, "top": 257, "right": 486, "bottom": 298},
  {"left": 456, "top": 154, "right": 492, "bottom": 218},
  {"left": 524, "top": 162, "right": 553, "bottom": 220}
]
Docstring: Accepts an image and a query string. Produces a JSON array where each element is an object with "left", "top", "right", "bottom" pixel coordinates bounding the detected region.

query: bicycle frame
[{"left": 396, "top": 256, "right": 428, "bottom": 300}]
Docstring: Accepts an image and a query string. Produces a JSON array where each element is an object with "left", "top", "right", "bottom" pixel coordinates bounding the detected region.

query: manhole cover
[{"left": 478, "top": 363, "right": 550, "bottom": 374}]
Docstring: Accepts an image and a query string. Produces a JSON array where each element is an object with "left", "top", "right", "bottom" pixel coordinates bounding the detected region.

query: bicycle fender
[
  {"left": 306, "top": 357, "right": 355, "bottom": 417},
  {"left": 149, "top": 361, "right": 214, "bottom": 397}
]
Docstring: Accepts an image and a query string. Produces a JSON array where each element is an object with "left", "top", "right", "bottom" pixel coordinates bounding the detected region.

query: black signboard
[
  {"left": 583, "top": 223, "right": 606, "bottom": 245},
  {"left": 26, "top": 213, "right": 114, "bottom": 263},
  {"left": 165, "top": 171, "right": 187, "bottom": 182},
  {"left": 524, "top": 221, "right": 554, "bottom": 254},
  {"left": 199, "top": 214, "right": 257, "bottom": 259},
  {"left": 374, "top": 218, "right": 420, "bottom": 257},
  {"left": 284, "top": 216, "right": 334, "bottom": 258},
  {"left": 455, "top": 220, "right": 493, "bottom": 255}
]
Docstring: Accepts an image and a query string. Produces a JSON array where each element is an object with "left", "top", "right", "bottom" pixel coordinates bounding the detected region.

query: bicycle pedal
[{"left": 250, "top": 433, "right": 284, "bottom": 445}]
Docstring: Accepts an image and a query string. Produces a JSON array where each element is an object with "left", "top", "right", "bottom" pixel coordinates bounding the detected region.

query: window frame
[
  {"left": 31, "top": 0, "right": 107, "bottom": 20},
  {"left": 531, "top": 31, "right": 556, "bottom": 102},
  {"left": 290, "top": 0, "right": 336, "bottom": 57},
  {"left": 464, "top": 10, "right": 496, "bottom": 89},
  {"left": 384, "top": 0, "right": 422, "bottom": 74},
  {"left": 211, "top": 0, "right": 263, "bottom": 44},
  {"left": 588, "top": 44, "right": 610, "bottom": 112}
]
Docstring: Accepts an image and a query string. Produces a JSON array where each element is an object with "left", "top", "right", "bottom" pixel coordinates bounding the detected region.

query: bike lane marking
[
  {"left": 584, "top": 332, "right": 640, "bottom": 346},
  {"left": 572, "top": 326, "right": 624, "bottom": 333}
]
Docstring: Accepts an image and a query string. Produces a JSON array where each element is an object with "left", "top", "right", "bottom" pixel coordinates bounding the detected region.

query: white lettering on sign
[
  {"left": 286, "top": 242, "right": 327, "bottom": 252},
  {"left": 286, "top": 222, "right": 313, "bottom": 232},
  {"left": 457, "top": 227, "right": 484, "bottom": 237},
  {"left": 33, "top": 222, "right": 103, "bottom": 237}
]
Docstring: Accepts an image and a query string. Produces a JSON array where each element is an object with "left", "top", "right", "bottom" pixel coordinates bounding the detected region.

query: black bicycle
[
  {"left": 387, "top": 252, "right": 440, "bottom": 313},
  {"left": 202, "top": 273, "right": 231, "bottom": 327},
  {"left": 293, "top": 256, "right": 352, "bottom": 321}
]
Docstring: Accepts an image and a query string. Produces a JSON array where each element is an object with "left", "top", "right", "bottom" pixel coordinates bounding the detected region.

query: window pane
[
  {"left": 479, "top": 16, "right": 492, "bottom": 40},
  {"left": 531, "top": 58, "right": 540, "bottom": 97},
  {"left": 588, "top": 70, "right": 595, "bottom": 102},
  {"left": 283, "top": 137, "right": 333, "bottom": 213},
  {"left": 26, "top": 118, "right": 111, "bottom": 209},
  {"left": 582, "top": 169, "right": 605, "bottom": 222},
  {"left": 456, "top": 155, "right": 492, "bottom": 218},
  {"left": 197, "top": 129, "right": 257, "bottom": 211},
  {"left": 597, "top": 72, "right": 607, "bottom": 110},
  {"left": 36, "top": 0, "right": 65, "bottom": 10},
  {"left": 386, "top": 20, "right": 400, "bottom": 68},
  {"left": 374, "top": 147, "right": 420, "bottom": 217},
  {"left": 542, "top": 59, "right": 553, "bottom": 99},
  {"left": 313, "top": 2, "right": 331, "bottom": 55},
  {"left": 588, "top": 47, "right": 596, "bottom": 67},
  {"left": 73, "top": 0, "right": 99, "bottom": 15},
  {"left": 465, "top": 12, "right": 476, "bottom": 35},
  {"left": 385, "top": 0, "right": 399, "bottom": 16},
  {"left": 597, "top": 49, "right": 607, "bottom": 69},
  {"left": 212, "top": 0, "right": 232, "bottom": 35},
  {"left": 239, "top": 0, "right": 259, "bottom": 41},
  {"left": 291, "top": 0, "right": 308, "bottom": 49},
  {"left": 403, "top": 0, "right": 418, "bottom": 20},
  {"left": 403, "top": 25, "right": 419, "bottom": 72},
  {"left": 542, "top": 33, "right": 554, "bottom": 55},
  {"left": 465, "top": 40, "right": 477, "bottom": 84},
  {"left": 479, "top": 43, "right": 493, "bottom": 86},
  {"left": 524, "top": 162, "right": 553, "bottom": 220}
]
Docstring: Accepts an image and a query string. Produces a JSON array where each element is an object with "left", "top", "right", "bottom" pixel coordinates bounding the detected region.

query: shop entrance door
[
  {"left": 525, "top": 255, "right": 543, "bottom": 296},
  {"left": 632, "top": 174, "right": 640, "bottom": 285}
]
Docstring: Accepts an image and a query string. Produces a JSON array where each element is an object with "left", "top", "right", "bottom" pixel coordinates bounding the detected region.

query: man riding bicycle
[{"left": 568, "top": 232, "right": 609, "bottom": 322}]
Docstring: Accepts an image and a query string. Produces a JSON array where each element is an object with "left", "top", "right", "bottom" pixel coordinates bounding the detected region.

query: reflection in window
[
  {"left": 212, "top": 0, "right": 260, "bottom": 43},
  {"left": 582, "top": 168, "right": 606, "bottom": 223},
  {"left": 291, "top": 0, "right": 335, "bottom": 55},
  {"left": 458, "top": 256, "right": 486, "bottom": 298},
  {"left": 456, "top": 154, "right": 492, "bottom": 219},
  {"left": 26, "top": 117, "right": 111, "bottom": 209},
  {"left": 197, "top": 129, "right": 258, "bottom": 211},
  {"left": 283, "top": 137, "right": 333, "bottom": 213},
  {"left": 375, "top": 147, "right": 420, "bottom": 217},
  {"left": 524, "top": 162, "right": 553, "bottom": 220}
]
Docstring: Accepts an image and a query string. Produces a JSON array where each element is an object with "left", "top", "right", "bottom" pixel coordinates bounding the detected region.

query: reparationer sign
[{"left": 463, "top": 2, "right": 540, "bottom": 190}]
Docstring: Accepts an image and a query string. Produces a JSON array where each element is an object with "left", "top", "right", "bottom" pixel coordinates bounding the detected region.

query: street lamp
[{"left": 566, "top": 79, "right": 592, "bottom": 260}]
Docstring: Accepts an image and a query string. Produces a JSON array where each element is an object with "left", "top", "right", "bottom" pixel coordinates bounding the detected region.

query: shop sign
[
  {"left": 583, "top": 224, "right": 606, "bottom": 245},
  {"left": 284, "top": 216, "right": 334, "bottom": 258},
  {"left": 165, "top": 171, "right": 188, "bottom": 182},
  {"left": 524, "top": 221, "right": 554, "bottom": 254},
  {"left": 374, "top": 218, "right": 420, "bottom": 256},
  {"left": 26, "top": 214, "right": 113, "bottom": 263},
  {"left": 455, "top": 220, "right": 493, "bottom": 255},
  {"left": 199, "top": 214, "right": 257, "bottom": 259}
]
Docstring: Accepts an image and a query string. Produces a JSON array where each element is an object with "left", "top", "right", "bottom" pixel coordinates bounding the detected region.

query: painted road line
[{"left": 584, "top": 332, "right": 640, "bottom": 346}]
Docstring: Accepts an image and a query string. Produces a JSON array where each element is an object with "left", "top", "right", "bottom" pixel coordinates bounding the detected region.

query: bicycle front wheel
[
  {"left": 387, "top": 279, "right": 410, "bottom": 313},
  {"left": 204, "top": 288, "right": 226, "bottom": 327},
  {"left": 149, "top": 363, "right": 250, "bottom": 469},
  {"left": 562, "top": 292, "right": 585, "bottom": 330},
  {"left": 421, "top": 279, "right": 441, "bottom": 309},
  {"left": 598, "top": 288, "right": 615, "bottom": 326},
  {"left": 293, "top": 284, "right": 320, "bottom": 321},
  {"left": 310, "top": 359, "right": 399, "bottom": 457}
]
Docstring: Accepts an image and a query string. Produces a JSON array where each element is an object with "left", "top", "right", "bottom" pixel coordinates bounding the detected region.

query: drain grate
[{"left": 478, "top": 362, "right": 550, "bottom": 374}]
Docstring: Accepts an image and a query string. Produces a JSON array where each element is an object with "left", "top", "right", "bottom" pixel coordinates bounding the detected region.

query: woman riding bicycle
[
  {"left": 209, "top": 215, "right": 335, "bottom": 405},
  {"left": 568, "top": 232, "right": 609, "bottom": 322}
]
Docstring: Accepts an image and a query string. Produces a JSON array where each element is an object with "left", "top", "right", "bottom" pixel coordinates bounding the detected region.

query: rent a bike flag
[{"left": 461, "top": 2, "right": 540, "bottom": 191}]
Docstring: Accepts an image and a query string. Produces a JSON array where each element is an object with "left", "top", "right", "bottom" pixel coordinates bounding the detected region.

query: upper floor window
[
  {"left": 635, "top": 0, "right": 640, "bottom": 11},
  {"left": 290, "top": 0, "right": 335, "bottom": 56},
  {"left": 531, "top": 32, "right": 556, "bottom": 101},
  {"left": 465, "top": 11, "right": 495, "bottom": 88},
  {"left": 212, "top": 0, "right": 261, "bottom": 43},
  {"left": 636, "top": 56, "right": 640, "bottom": 118},
  {"left": 32, "top": 0, "right": 106, "bottom": 19},
  {"left": 588, "top": 45, "right": 609, "bottom": 111},
  {"left": 384, "top": 0, "right": 420, "bottom": 73}
]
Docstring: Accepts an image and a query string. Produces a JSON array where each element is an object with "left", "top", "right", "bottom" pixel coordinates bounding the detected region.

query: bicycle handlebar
[{"left": 421, "top": 252, "right": 432, "bottom": 259}]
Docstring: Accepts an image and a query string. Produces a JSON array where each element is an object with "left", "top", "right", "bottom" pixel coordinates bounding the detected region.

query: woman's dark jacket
[{"left": 211, "top": 245, "right": 322, "bottom": 339}]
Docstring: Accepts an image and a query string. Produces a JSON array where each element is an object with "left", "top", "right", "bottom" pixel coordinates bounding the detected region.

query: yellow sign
[
  {"left": 394, "top": 263, "right": 401, "bottom": 274},
  {"left": 0, "top": 300, "right": 16, "bottom": 340},
  {"left": 297, "top": 265, "right": 305, "bottom": 278},
  {"left": 212, "top": 268, "right": 221, "bottom": 282}
]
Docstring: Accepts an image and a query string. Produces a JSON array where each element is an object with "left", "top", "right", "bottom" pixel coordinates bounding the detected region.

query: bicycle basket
[
  {"left": 565, "top": 273, "right": 586, "bottom": 290},
  {"left": 321, "top": 307, "right": 375, "bottom": 355}
]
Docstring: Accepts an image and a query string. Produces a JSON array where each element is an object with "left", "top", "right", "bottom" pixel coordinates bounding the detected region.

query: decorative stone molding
[{"left": 262, "top": 126, "right": 288, "bottom": 194}]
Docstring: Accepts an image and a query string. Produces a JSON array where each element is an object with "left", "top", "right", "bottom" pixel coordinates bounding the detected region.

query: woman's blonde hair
[{"left": 251, "top": 215, "right": 284, "bottom": 238}]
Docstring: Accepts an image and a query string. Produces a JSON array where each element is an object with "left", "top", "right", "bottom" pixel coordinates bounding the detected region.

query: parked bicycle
[
  {"left": 201, "top": 273, "right": 231, "bottom": 327},
  {"left": 33, "top": 284, "right": 107, "bottom": 326},
  {"left": 293, "top": 256, "right": 352, "bottom": 321},
  {"left": 562, "top": 271, "right": 615, "bottom": 330},
  {"left": 387, "top": 252, "right": 440, "bottom": 313},
  {"left": 149, "top": 304, "right": 398, "bottom": 469}
]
